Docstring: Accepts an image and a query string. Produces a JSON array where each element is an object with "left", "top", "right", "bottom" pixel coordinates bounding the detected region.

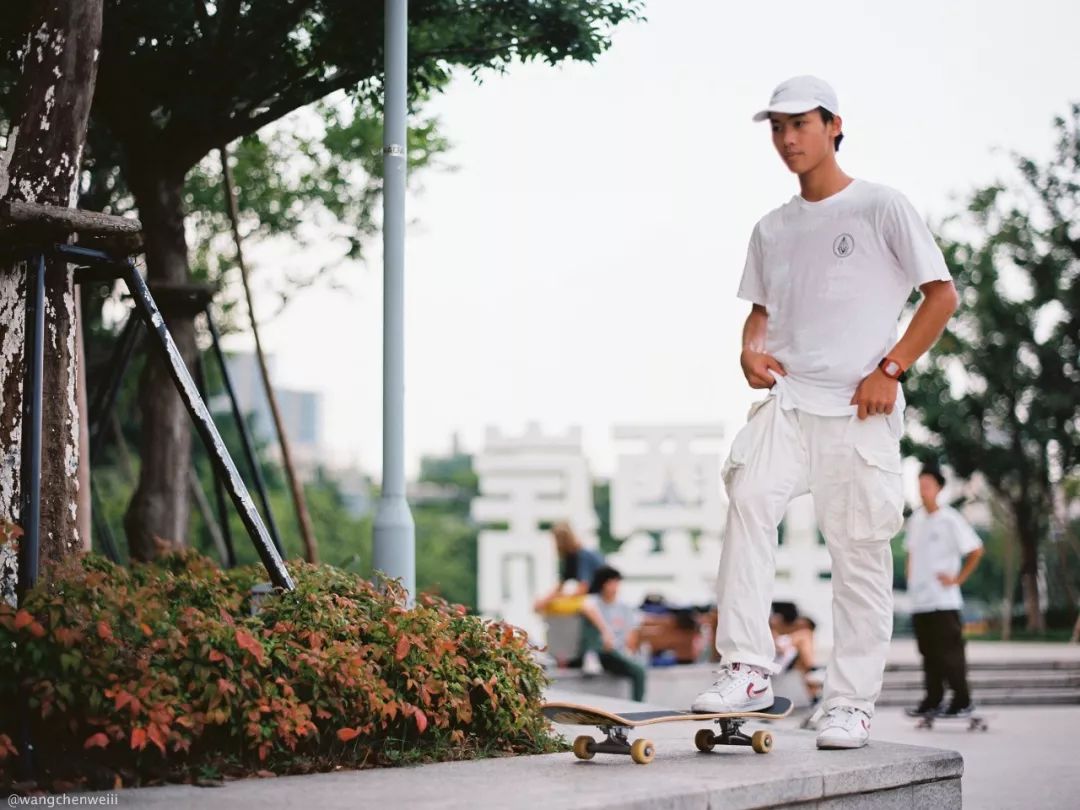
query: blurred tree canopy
[
  {"left": 906, "top": 105, "right": 1080, "bottom": 631},
  {"left": 0, "top": 0, "right": 644, "bottom": 563}
]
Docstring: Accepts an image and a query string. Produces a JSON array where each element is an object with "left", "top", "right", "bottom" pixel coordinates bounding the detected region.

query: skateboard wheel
[
  {"left": 630, "top": 738, "right": 655, "bottom": 765},
  {"left": 751, "top": 730, "right": 773, "bottom": 754},
  {"left": 573, "top": 735, "right": 595, "bottom": 760},
  {"left": 694, "top": 728, "right": 716, "bottom": 752}
]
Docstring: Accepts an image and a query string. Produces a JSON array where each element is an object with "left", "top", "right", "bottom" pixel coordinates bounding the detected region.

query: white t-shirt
[
  {"left": 904, "top": 505, "right": 983, "bottom": 613},
  {"left": 737, "top": 179, "right": 952, "bottom": 416},
  {"left": 585, "top": 595, "right": 642, "bottom": 652}
]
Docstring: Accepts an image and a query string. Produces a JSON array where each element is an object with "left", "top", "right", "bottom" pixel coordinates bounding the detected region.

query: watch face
[{"left": 884, "top": 360, "right": 900, "bottom": 377}]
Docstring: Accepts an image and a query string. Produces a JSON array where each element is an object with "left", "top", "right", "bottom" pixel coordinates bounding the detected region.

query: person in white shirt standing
[
  {"left": 691, "top": 75, "right": 960, "bottom": 750},
  {"left": 904, "top": 465, "right": 984, "bottom": 718}
]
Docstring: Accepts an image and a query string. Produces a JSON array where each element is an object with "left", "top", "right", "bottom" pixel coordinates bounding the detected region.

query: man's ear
[{"left": 832, "top": 114, "right": 843, "bottom": 138}]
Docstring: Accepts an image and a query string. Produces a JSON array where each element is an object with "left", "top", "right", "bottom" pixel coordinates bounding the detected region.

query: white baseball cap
[{"left": 752, "top": 75, "right": 839, "bottom": 122}]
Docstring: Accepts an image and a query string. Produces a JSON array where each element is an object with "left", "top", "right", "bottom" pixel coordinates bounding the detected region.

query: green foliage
[
  {"left": 0, "top": 550, "right": 559, "bottom": 793},
  {"left": 904, "top": 106, "right": 1080, "bottom": 617},
  {"left": 182, "top": 98, "right": 450, "bottom": 319}
]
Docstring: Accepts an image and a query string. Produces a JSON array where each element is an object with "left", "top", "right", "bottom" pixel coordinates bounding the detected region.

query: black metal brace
[{"left": 15, "top": 244, "right": 294, "bottom": 595}]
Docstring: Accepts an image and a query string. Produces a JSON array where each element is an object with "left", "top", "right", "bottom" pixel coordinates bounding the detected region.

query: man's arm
[
  {"left": 937, "top": 547, "right": 984, "bottom": 587},
  {"left": 741, "top": 304, "right": 787, "bottom": 389},
  {"left": 851, "top": 280, "right": 960, "bottom": 419},
  {"left": 580, "top": 600, "right": 615, "bottom": 651}
]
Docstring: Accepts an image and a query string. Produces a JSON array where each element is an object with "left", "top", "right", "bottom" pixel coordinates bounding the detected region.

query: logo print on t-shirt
[{"left": 833, "top": 233, "right": 855, "bottom": 258}]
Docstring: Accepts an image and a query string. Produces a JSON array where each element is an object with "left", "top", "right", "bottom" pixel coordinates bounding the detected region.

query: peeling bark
[{"left": 0, "top": 0, "right": 103, "bottom": 590}]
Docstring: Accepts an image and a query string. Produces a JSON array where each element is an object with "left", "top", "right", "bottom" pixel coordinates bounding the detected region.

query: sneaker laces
[
  {"left": 706, "top": 663, "right": 765, "bottom": 695},
  {"left": 822, "top": 706, "right": 868, "bottom": 732}
]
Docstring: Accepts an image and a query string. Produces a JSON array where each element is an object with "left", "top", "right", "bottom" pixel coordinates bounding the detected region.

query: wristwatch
[{"left": 878, "top": 356, "right": 906, "bottom": 381}]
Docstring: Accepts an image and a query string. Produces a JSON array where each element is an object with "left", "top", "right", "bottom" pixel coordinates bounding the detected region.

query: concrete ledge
[{"left": 79, "top": 689, "right": 963, "bottom": 810}]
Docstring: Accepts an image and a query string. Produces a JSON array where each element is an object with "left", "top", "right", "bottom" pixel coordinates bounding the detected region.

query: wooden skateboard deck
[{"left": 542, "top": 698, "right": 793, "bottom": 764}]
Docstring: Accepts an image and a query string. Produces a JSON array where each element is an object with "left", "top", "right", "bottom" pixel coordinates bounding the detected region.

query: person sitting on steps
[{"left": 579, "top": 566, "right": 647, "bottom": 702}]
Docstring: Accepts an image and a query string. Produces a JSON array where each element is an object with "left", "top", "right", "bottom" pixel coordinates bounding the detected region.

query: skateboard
[
  {"left": 913, "top": 710, "right": 989, "bottom": 732},
  {"left": 541, "top": 698, "right": 793, "bottom": 765}
]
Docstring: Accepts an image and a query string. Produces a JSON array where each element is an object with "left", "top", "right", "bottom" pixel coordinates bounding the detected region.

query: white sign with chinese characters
[
  {"left": 607, "top": 425, "right": 726, "bottom": 606},
  {"left": 472, "top": 424, "right": 597, "bottom": 644}
]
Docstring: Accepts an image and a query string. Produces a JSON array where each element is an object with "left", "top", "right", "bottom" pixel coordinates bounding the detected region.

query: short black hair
[
  {"left": 920, "top": 465, "right": 946, "bottom": 489},
  {"left": 818, "top": 107, "right": 843, "bottom": 152},
  {"left": 590, "top": 565, "right": 622, "bottom": 594}
]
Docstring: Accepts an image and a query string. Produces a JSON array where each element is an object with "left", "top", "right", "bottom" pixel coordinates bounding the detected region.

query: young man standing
[
  {"left": 904, "top": 465, "right": 984, "bottom": 718},
  {"left": 691, "top": 76, "right": 960, "bottom": 749}
]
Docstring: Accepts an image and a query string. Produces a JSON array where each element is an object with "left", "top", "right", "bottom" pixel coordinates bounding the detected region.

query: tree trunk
[
  {"left": 0, "top": 0, "right": 103, "bottom": 584},
  {"left": 1015, "top": 499, "right": 1046, "bottom": 632},
  {"left": 220, "top": 145, "right": 319, "bottom": 563},
  {"left": 122, "top": 162, "right": 197, "bottom": 561}
]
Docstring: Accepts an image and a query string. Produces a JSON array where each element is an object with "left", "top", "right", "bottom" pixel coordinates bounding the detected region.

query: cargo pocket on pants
[
  {"left": 721, "top": 397, "right": 772, "bottom": 489},
  {"left": 851, "top": 442, "right": 904, "bottom": 540}
]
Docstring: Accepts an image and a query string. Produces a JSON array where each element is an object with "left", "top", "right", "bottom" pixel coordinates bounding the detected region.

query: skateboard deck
[{"left": 542, "top": 698, "right": 792, "bottom": 764}]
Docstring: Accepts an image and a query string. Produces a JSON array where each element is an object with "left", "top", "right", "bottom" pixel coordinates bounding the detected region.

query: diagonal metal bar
[{"left": 204, "top": 313, "right": 285, "bottom": 558}]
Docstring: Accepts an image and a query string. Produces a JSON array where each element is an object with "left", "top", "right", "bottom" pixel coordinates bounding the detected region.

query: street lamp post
[{"left": 372, "top": 0, "right": 416, "bottom": 599}]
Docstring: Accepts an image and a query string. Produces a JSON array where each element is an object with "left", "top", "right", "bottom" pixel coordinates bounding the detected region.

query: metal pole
[
  {"left": 372, "top": 0, "right": 415, "bottom": 599},
  {"left": 108, "top": 255, "right": 293, "bottom": 591},
  {"left": 195, "top": 351, "right": 236, "bottom": 567},
  {"left": 17, "top": 253, "right": 46, "bottom": 603},
  {"left": 15, "top": 252, "right": 45, "bottom": 782},
  {"left": 88, "top": 313, "right": 141, "bottom": 458},
  {"left": 205, "top": 314, "right": 286, "bottom": 559}
]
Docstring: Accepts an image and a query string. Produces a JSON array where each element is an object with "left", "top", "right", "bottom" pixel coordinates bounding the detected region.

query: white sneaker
[
  {"left": 691, "top": 663, "right": 774, "bottom": 713},
  {"left": 581, "top": 650, "right": 603, "bottom": 677},
  {"left": 816, "top": 706, "right": 871, "bottom": 749}
]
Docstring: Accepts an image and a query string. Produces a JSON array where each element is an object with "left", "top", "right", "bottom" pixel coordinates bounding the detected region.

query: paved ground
[{"left": 847, "top": 704, "right": 1080, "bottom": 810}]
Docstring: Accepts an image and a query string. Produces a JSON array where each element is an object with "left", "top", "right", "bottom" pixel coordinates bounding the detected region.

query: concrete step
[
  {"left": 882, "top": 671, "right": 1080, "bottom": 688},
  {"left": 877, "top": 689, "right": 1080, "bottom": 706},
  {"left": 78, "top": 688, "right": 965, "bottom": 810},
  {"left": 886, "top": 660, "right": 1080, "bottom": 672}
]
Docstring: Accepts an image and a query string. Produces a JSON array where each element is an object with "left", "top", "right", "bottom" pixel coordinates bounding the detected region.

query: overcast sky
[{"left": 231, "top": 0, "right": 1080, "bottom": 480}]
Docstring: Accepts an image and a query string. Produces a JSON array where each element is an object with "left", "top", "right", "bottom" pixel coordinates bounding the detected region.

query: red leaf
[
  {"left": 97, "top": 620, "right": 113, "bottom": 641},
  {"left": 14, "top": 610, "right": 33, "bottom": 630},
  {"left": 130, "top": 727, "right": 147, "bottom": 751},
  {"left": 235, "top": 628, "right": 266, "bottom": 665},
  {"left": 28, "top": 622, "right": 46, "bottom": 638},
  {"left": 395, "top": 635, "right": 411, "bottom": 662},
  {"left": 0, "top": 733, "right": 19, "bottom": 760},
  {"left": 209, "top": 649, "right": 225, "bottom": 663},
  {"left": 414, "top": 709, "right": 428, "bottom": 734},
  {"left": 84, "top": 732, "right": 109, "bottom": 749},
  {"left": 147, "top": 724, "right": 167, "bottom": 754},
  {"left": 336, "top": 727, "right": 361, "bottom": 742}
]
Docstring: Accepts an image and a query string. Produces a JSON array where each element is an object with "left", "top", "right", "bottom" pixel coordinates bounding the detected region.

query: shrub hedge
[{"left": 0, "top": 549, "right": 560, "bottom": 792}]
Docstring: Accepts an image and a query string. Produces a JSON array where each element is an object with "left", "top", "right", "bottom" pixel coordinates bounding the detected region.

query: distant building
[
  {"left": 219, "top": 352, "right": 325, "bottom": 477},
  {"left": 332, "top": 466, "right": 375, "bottom": 519}
]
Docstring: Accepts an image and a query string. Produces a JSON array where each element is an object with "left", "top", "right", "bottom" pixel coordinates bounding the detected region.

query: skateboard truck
[
  {"left": 696, "top": 718, "right": 773, "bottom": 754},
  {"left": 575, "top": 726, "right": 656, "bottom": 764}
]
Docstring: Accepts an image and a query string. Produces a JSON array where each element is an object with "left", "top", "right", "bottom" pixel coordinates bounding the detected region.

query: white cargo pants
[{"left": 713, "top": 392, "right": 904, "bottom": 716}]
